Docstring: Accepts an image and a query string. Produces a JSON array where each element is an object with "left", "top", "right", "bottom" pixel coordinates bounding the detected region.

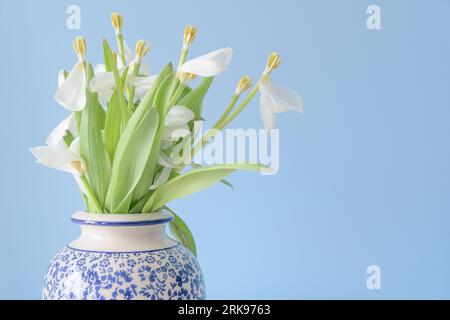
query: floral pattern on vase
[{"left": 43, "top": 245, "right": 205, "bottom": 300}]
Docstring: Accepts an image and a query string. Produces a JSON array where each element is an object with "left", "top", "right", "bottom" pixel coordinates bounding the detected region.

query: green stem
[
  {"left": 172, "top": 49, "right": 189, "bottom": 90},
  {"left": 216, "top": 84, "right": 260, "bottom": 130},
  {"left": 115, "top": 32, "right": 127, "bottom": 67},
  {"left": 74, "top": 111, "right": 82, "bottom": 136},
  {"left": 115, "top": 33, "right": 132, "bottom": 99},
  {"left": 79, "top": 174, "right": 103, "bottom": 213},
  {"left": 177, "top": 49, "right": 188, "bottom": 72},
  {"left": 127, "top": 61, "right": 141, "bottom": 112},
  {"left": 187, "top": 130, "right": 216, "bottom": 167},
  {"left": 212, "top": 93, "right": 239, "bottom": 129},
  {"left": 180, "top": 85, "right": 260, "bottom": 169},
  {"left": 166, "top": 83, "right": 187, "bottom": 114}
]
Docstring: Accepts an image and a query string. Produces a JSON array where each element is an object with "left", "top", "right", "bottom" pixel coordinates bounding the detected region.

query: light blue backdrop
[{"left": 0, "top": 0, "right": 449, "bottom": 299}]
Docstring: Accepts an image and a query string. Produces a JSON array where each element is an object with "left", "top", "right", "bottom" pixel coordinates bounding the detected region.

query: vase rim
[{"left": 71, "top": 211, "right": 173, "bottom": 227}]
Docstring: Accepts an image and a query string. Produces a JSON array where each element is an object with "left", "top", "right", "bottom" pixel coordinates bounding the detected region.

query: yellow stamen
[
  {"left": 111, "top": 12, "right": 124, "bottom": 34},
  {"left": 183, "top": 25, "right": 198, "bottom": 50},
  {"left": 135, "top": 40, "right": 150, "bottom": 61},
  {"left": 235, "top": 75, "right": 253, "bottom": 95},
  {"left": 73, "top": 36, "right": 86, "bottom": 60},
  {"left": 265, "top": 52, "right": 282, "bottom": 74},
  {"left": 70, "top": 161, "right": 83, "bottom": 175},
  {"left": 179, "top": 72, "right": 197, "bottom": 84}
]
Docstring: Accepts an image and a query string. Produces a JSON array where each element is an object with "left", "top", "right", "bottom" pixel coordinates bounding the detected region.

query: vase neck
[{"left": 68, "top": 212, "right": 177, "bottom": 253}]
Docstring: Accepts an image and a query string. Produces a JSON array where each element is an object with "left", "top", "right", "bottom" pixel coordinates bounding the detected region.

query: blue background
[{"left": 1, "top": 0, "right": 449, "bottom": 299}]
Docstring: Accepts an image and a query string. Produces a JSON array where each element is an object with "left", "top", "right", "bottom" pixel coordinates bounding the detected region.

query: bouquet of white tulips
[{"left": 31, "top": 13, "right": 303, "bottom": 254}]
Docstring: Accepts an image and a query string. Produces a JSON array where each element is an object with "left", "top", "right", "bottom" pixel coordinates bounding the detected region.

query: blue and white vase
[{"left": 42, "top": 212, "right": 205, "bottom": 300}]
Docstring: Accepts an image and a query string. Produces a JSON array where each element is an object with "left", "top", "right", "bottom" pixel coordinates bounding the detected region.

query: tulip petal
[
  {"left": 30, "top": 146, "right": 81, "bottom": 173},
  {"left": 160, "top": 139, "right": 172, "bottom": 150},
  {"left": 54, "top": 61, "right": 87, "bottom": 111},
  {"left": 165, "top": 105, "right": 195, "bottom": 127},
  {"left": 149, "top": 167, "right": 172, "bottom": 190},
  {"left": 158, "top": 151, "right": 178, "bottom": 168},
  {"left": 68, "top": 137, "right": 80, "bottom": 154},
  {"left": 139, "top": 60, "right": 151, "bottom": 76},
  {"left": 162, "top": 124, "right": 191, "bottom": 141},
  {"left": 73, "top": 173, "right": 88, "bottom": 195},
  {"left": 259, "top": 99, "right": 276, "bottom": 131},
  {"left": 127, "top": 74, "right": 158, "bottom": 90},
  {"left": 259, "top": 83, "right": 276, "bottom": 130},
  {"left": 262, "top": 80, "right": 304, "bottom": 113},
  {"left": 90, "top": 68, "right": 117, "bottom": 107},
  {"left": 58, "top": 70, "right": 67, "bottom": 88},
  {"left": 90, "top": 69, "right": 115, "bottom": 93},
  {"left": 94, "top": 64, "right": 107, "bottom": 73},
  {"left": 180, "top": 47, "right": 233, "bottom": 77},
  {"left": 46, "top": 114, "right": 77, "bottom": 148}
]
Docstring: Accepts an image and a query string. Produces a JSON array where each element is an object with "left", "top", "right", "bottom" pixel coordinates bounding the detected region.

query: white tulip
[
  {"left": 30, "top": 118, "right": 86, "bottom": 194},
  {"left": 30, "top": 138, "right": 81, "bottom": 174},
  {"left": 46, "top": 113, "right": 77, "bottom": 149},
  {"left": 257, "top": 52, "right": 304, "bottom": 130},
  {"left": 179, "top": 47, "right": 233, "bottom": 77},
  {"left": 54, "top": 61, "right": 87, "bottom": 111},
  {"left": 150, "top": 105, "right": 195, "bottom": 191},
  {"left": 162, "top": 105, "right": 195, "bottom": 142},
  {"left": 90, "top": 41, "right": 155, "bottom": 106},
  {"left": 259, "top": 78, "right": 304, "bottom": 130},
  {"left": 54, "top": 37, "right": 88, "bottom": 111}
]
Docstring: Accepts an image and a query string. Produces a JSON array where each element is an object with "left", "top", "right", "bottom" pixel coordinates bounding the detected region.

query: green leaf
[
  {"left": 131, "top": 69, "right": 177, "bottom": 203},
  {"left": 142, "top": 164, "right": 264, "bottom": 212},
  {"left": 191, "top": 163, "right": 234, "bottom": 189},
  {"left": 103, "top": 39, "right": 130, "bottom": 123},
  {"left": 141, "top": 64, "right": 174, "bottom": 115},
  {"left": 103, "top": 44, "right": 112, "bottom": 72},
  {"left": 104, "top": 89, "right": 122, "bottom": 160},
  {"left": 165, "top": 206, "right": 197, "bottom": 257},
  {"left": 177, "top": 77, "right": 213, "bottom": 119},
  {"left": 79, "top": 64, "right": 111, "bottom": 211},
  {"left": 104, "top": 69, "right": 128, "bottom": 160},
  {"left": 155, "top": 72, "right": 176, "bottom": 117},
  {"left": 105, "top": 107, "right": 159, "bottom": 213},
  {"left": 129, "top": 191, "right": 153, "bottom": 213}
]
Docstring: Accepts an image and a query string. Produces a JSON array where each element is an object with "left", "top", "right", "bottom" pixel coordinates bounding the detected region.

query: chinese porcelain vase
[{"left": 42, "top": 212, "right": 205, "bottom": 300}]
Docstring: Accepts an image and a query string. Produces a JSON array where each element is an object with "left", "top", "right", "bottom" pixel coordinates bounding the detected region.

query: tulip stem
[
  {"left": 166, "top": 83, "right": 186, "bottom": 114},
  {"left": 127, "top": 62, "right": 141, "bottom": 112},
  {"left": 181, "top": 85, "right": 260, "bottom": 169},
  {"left": 115, "top": 33, "right": 127, "bottom": 67},
  {"left": 79, "top": 174, "right": 103, "bottom": 213},
  {"left": 177, "top": 49, "right": 188, "bottom": 72},
  {"left": 212, "top": 93, "right": 239, "bottom": 129},
  {"left": 216, "top": 84, "right": 260, "bottom": 130}
]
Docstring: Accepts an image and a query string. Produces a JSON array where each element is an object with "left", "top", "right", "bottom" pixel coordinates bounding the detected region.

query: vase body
[{"left": 42, "top": 212, "right": 205, "bottom": 300}]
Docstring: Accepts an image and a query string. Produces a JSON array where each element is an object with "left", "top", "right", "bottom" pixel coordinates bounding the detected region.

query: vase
[{"left": 42, "top": 211, "right": 205, "bottom": 300}]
